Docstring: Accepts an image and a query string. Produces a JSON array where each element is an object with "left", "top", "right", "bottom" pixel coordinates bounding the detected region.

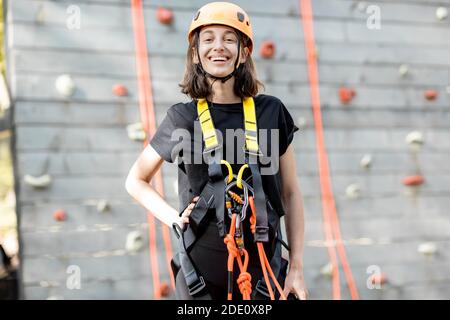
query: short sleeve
[
  {"left": 278, "top": 101, "right": 299, "bottom": 156},
  {"left": 149, "top": 108, "right": 181, "bottom": 163}
]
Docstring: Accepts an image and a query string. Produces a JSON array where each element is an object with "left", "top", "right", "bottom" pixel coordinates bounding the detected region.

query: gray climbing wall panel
[{"left": 6, "top": 0, "right": 450, "bottom": 299}]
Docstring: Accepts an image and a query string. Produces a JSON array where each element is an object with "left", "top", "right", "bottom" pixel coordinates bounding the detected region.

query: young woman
[{"left": 125, "top": 2, "right": 307, "bottom": 300}]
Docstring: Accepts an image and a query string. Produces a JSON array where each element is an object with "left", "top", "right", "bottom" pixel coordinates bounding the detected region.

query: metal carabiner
[
  {"left": 234, "top": 214, "right": 245, "bottom": 252},
  {"left": 225, "top": 177, "right": 253, "bottom": 223}
]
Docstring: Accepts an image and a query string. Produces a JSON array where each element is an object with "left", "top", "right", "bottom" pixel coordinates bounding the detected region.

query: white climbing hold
[
  {"left": 398, "top": 64, "right": 409, "bottom": 77},
  {"left": 345, "top": 183, "right": 361, "bottom": 199},
  {"left": 96, "top": 199, "right": 110, "bottom": 212},
  {"left": 436, "top": 7, "right": 448, "bottom": 20},
  {"left": 127, "top": 122, "right": 146, "bottom": 142},
  {"left": 360, "top": 154, "right": 372, "bottom": 169},
  {"left": 405, "top": 131, "right": 424, "bottom": 152},
  {"left": 55, "top": 74, "right": 76, "bottom": 97},
  {"left": 24, "top": 174, "right": 52, "bottom": 188},
  {"left": 296, "top": 117, "right": 307, "bottom": 130},
  {"left": 320, "top": 262, "right": 333, "bottom": 277},
  {"left": 446, "top": 86, "right": 450, "bottom": 95},
  {"left": 126, "top": 231, "right": 144, "bottom": 253},
  {"left": 417, "top": 242, "right": 437, "bottom": 256}
]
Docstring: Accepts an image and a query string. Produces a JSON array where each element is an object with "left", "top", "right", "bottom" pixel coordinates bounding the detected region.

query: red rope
[
  {"left": 130, "top": 0, "right": 175, "bottom": 299},
  {"left": 299, "top": 0, "right": 359, "bottom": 300}
]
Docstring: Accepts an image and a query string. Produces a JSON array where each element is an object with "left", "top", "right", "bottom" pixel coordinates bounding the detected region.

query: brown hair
[{"left": 179, "top": 30, "right": 264, "bottom": 100}]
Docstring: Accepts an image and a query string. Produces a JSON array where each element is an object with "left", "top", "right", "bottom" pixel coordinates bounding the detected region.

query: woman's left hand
[{"left": 282, "top": 265, "right": 308, "bottom": 300}]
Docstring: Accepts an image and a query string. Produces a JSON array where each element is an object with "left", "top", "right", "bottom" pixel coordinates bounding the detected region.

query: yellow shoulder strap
[
  {"left": 242, "top": 97, "right": 259, "bottom": 154},
  {"left": 196, "top": 97, "right": 259, "bottom": 153},
  {"left": 197, "top": 98, "right": 219, "bottom": 151}
]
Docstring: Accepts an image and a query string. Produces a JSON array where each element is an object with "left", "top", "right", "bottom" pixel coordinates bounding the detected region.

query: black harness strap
[
  {"left": 173, "top": 223, "right": 211, "bottom": 298},
  {"left": 247, "top": 154, "right": 269, "bottom": 243},
  {"left": 207, "top": 157, "right": 226, "bottom": 238}
]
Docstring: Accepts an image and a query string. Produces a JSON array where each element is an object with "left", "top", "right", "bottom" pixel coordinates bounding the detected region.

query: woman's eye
[{"left": 226, "top": 38, "right": 236, "bottom": 42}]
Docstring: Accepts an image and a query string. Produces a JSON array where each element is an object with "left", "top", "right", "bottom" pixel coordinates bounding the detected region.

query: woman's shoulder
[
  {"left": 254, "top": 94, "right": 284, "bottom": 112},
  {"left": 255, "top": 93, "right": 283, "bottom": 105},
  {"left": 166, "top": 100, "right": 197, "bottom": 124}
]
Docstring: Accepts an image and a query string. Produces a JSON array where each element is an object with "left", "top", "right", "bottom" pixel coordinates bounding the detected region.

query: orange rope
[
  {"left": 130, "top": 0, "right": 175, "bottom": 298},
  {"left": 299, "top": 0, "right": 359, "bottom": 300},
  {"left": 224, "top": 214, "right": 252, "bottom": 300},
  {"left": 249, "top": 197, "right": 286, "bottom": 300}
]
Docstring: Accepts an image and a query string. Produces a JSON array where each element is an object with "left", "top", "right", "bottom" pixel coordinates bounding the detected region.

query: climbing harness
[{"left": 172, "top": 97, "right": 288, "bottom": 300}]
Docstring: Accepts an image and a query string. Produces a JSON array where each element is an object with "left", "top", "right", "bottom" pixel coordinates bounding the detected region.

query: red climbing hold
[
  {"left": 403, "top": 175, "right": 425, "bottom": 186},
  {"left": 260, "top": 41, "right": 275, "bottom": 59},
  {"left": 157, "top": 7, "right": 174, "bottom": 25},
  {"left": 424, "top": 90, "right": 438, "bottom": 101},
  {"left": 339, "top": 87, "right": 356, "bottom": 104},
  {"left": 160, "top": 282, "right": 171, "bottom": 297},
  {"left": 53, "top": 209, "right": 67, "bottom": 222},
  {"left": 112, "top": 84, "right": 128, "bottom": 97}
]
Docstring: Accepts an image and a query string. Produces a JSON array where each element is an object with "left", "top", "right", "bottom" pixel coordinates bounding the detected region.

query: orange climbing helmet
[{"left": 187, "top": 2, "right": 254, "bottom": 53}]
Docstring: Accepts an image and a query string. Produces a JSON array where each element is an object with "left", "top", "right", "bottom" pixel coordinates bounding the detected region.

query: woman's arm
[
  {"left": 280, "top": 144, "right": 308, "bottom": 299},
  {"left": 125, "top": 144, "right": 184, "bottom": 228},
  {"left": 280, "top": 144, "right": 305, "bottom": 265}
]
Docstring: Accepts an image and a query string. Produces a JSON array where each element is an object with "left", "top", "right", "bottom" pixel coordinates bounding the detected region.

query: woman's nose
[{"left": 212, "top": 39, "right": 225, "bottom": 50}]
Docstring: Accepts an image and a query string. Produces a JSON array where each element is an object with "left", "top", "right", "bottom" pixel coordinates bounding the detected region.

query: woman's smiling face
[{"left": 194, "top": 25, "right": 247, "bottom": 78}]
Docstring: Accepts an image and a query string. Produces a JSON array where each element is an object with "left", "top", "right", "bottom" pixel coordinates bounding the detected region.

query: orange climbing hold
[
  {"left": 403, "top": 175, "right": 425, "bottom": 186},
  {"left": 157, "top": 7, "right": 174, "bottom": 25},
  {"left": 159, "top": 282, "right": 171, "bottom": 297},
  {"left": 112, "top": 84, "right": 128, "bottom": 97},
  {"left": 260, "top": 41, "right": 275, "bottom": 59},
  {"left": 424, "top": 90, "right": 438, "bottom": 101},
  {"left": 53, "top": 209, "right": 67, "bottom": 222},
  {"left": 339, "top": 87, "right": 356, "bottom": 104}
]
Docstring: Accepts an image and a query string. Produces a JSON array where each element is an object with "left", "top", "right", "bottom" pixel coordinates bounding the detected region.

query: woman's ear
[{"left": 240, "top": 47, "right": 249, "bottom": 64}]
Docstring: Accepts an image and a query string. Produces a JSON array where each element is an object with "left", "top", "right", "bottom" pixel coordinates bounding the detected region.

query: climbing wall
[{"left": 6, "top": 0, "right": 450, "bottom": 299}]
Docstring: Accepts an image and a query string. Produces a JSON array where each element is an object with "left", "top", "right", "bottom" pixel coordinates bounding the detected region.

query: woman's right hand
[{"left": 176, "top": 196, "right": 200, "bottom": 230}]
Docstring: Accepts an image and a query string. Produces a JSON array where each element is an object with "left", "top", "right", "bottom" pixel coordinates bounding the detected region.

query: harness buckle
[
  {"left": 188, "top": 276, "right": 207, "bottom": 296},
  {"left": 172, "top": 223, "right": 183, "bottom": 240},
  {"left": 255, "top": 279, "right": 270, "bottom": 298},
  {"left": 242, "top": 145, "right": 264, "bottom": 158},
  {"left": 255, "top": 226, "right": 270, "bottom": 240}
]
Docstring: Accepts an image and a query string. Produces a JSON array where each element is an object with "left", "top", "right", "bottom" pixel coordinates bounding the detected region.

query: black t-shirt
[{"left": 149, "top": 94, "right": 299, "bottom": 217}]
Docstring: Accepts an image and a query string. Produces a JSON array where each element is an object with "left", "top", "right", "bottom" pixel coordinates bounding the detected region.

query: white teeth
[{"left": 211, "top": 57, "right": 227, "bottom": 62}]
